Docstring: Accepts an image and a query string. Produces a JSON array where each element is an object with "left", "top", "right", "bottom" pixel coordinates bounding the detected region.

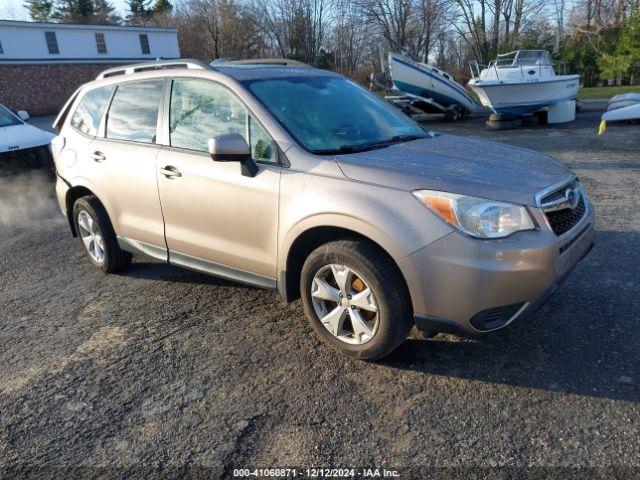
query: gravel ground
[{"left": 1, "top": 104, "right": 639, "bottom": 478}]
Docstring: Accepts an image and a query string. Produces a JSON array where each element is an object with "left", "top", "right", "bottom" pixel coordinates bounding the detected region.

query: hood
[
  {"left": 0, "top": 123, "right": 55, "bottom": 154},
  {"left": 335, "top": 134, "right": 573, "bottom": 206}
]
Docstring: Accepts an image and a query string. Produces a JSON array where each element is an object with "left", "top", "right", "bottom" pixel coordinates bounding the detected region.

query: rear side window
[
  {"left": 106, "top": 80, "right": 163, "bottom": 143},
  {"left": 70, "top": 86, "right": 112, "bottom": 136}
]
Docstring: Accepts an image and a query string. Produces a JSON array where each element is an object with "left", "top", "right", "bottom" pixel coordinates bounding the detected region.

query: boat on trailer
[
  {"left": 388, "top": 52, "right": 478, "bottom": 118},
  {"left": 468, "top": 50, "right": 580, "bottom": 116}
]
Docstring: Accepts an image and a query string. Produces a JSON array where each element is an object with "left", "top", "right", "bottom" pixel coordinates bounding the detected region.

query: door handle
[
  {"left": 160, "top": 166, "right": 182, "bottom": 179},
  {"left": 89, "top": 151, "right": 106, "bottom": 162}
]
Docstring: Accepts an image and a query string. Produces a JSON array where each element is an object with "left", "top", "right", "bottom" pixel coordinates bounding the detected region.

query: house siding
[{"left": 0, "top": 20, "right": 180, "bottom": 116}]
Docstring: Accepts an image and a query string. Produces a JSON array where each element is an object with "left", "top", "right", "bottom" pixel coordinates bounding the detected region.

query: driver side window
[
  {"left": 170, "top": 78, "right": 277, "bottom": 164},
  {"left": 170, "top": 79, "right": 246, "bottom": 152}
]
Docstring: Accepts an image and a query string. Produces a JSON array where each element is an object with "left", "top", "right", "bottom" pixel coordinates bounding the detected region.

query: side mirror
[
  {"left": 17, "top": 110, "right": 30, "bottom": 122},
  {"left": 208, "top": 133, "right": 258, "bottom": 178}
]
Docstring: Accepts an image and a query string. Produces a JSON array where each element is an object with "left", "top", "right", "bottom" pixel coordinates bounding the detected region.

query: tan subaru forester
[{"left": 52, "top": 60, "right": 594, "bottom": 360}]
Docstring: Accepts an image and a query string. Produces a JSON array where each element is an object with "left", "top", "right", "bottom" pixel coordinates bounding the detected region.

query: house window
[
  {"left": 45, "top": 31, "right": 59, "bottom": 54},
  {"left": 139, "top": 34, "right": 150, "bottom": 55},
  {"left": 95, "top": 33, "right": 107, "bottom": 54}
]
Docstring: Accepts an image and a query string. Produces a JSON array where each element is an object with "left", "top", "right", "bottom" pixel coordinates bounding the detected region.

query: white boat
[
  {"left": 468, "top": 50, "right": 580, "bottom": 116},
  {"left": 606, "top": 92, "right": 640, "bottom": 111},
  {"left": 599, "top": 102, "right": 640, "bottom": 134},
  {"left": 389, "top": 52, "right": 478, "bottom": 114}
]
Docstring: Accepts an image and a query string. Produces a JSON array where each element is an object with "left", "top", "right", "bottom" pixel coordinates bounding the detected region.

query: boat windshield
[
  {"left": 0, "top": 105, "right": 22, "bottom": 128},
  {"left": 243, "top": 75, "right": 428, "bottom": 154},
  {"left": 492, "top": 50, "right": 551, "bottom": 68},
  {"left": 514, "top": 50, "right": 551, "bottom": 66}
]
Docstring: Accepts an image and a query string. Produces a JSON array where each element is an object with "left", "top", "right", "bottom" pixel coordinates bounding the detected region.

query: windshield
[
  {"left": 515, "top": 50, "right": 551, "bottom": 66},
  {"left": 242, "top": 75, "right": 427, "bottom": 154},
  {"left": 0, "top": 105, "right": 22, "bottom": 128}
]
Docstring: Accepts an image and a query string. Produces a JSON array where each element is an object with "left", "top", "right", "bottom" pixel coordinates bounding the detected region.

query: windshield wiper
[{"left": 312, "top": 134, "right": 427, "bottom": 155}]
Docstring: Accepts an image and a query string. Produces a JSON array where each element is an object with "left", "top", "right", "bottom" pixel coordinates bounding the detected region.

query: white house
[{"left": 0, "top": 20, "right": 180, "bottom": 115}]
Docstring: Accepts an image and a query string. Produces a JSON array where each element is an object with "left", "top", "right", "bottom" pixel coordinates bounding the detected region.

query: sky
[{"left": 0, "top": 0, "right": 131, "bottom": 21}]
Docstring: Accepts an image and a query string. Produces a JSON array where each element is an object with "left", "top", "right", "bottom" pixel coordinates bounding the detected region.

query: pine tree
[
  {"left": 598, "top": 13, "right": 640, "bottom": 84},
  {"left": 152, "top": 0, "right": 172, "bottom": 15},
  {"left": 127, "top": 0, "right": 152, "bottom": 23},
  {"left": 54, "top": 0, "right": 95, "bottom": 23},
  {"left": 94, "top": 0, "right": 120, "bottom": 24},
  {"left": 24, "top": 0, "right": 55, "bottom": 22}
]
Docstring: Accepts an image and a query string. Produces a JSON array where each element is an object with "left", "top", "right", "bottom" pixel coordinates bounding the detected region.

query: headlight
[{"left": 413, "top": 190, "right": 535, "bottom": 239}]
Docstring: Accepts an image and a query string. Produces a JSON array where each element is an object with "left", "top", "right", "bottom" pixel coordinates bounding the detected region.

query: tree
[
  {"left": 94, "top": 0, "right": 120, "bottom": 24},
  {"left": 153, "top": 0, "right": 173, "bottom": 14},
  {"left": 451, "top": 0, "right": 490, "bottom": 64},
  {"left": 598, "top": 12, "right": 640, "bottom": 84},
  {"left": 24, "top": 0, "right": 55, "bottom": 21},
  {"left": 553, "top": 0, "right": 565, "bottom": 53},
  {"left": 54, "top": 0, "right": 95, "bottom": 22},
  {"left": 251, "top": 0, "right": 331, "bottom": 65},
  {"left": 127, "top": 0, "right": 153, "bottom": 23}
]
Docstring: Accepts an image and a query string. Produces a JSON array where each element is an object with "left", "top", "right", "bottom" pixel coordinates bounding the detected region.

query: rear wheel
[
  {"left": 73, "top": 196, "right": 132, "bottom": 273},
  {"left": 300, "top": 239, "right": 413, "bottom": 360}
]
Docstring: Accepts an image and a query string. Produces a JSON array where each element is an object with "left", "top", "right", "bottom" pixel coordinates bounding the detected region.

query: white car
[{"left": 0, "top": 103, "right": 55, "bottom": 174}]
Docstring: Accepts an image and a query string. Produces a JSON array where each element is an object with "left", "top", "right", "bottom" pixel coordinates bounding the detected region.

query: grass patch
[{"left": 579, "top": 85, "right": 640, "bottom": 100}]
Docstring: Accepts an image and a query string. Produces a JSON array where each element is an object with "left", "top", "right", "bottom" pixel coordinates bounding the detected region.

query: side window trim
[
  {"left": 159, "top": 78, "right": 173, "bottom": 146},
  {"left": 97, "top": 84, "right": 118, "bottom": 138},
  {"left": 165, "top": 76, "right": 283, "bottom": 166},
  {"left": 100, "top": 78, "right": 166, "bottom": 145}
]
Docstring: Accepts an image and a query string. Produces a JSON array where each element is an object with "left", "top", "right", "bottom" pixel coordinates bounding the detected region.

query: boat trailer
[{"left": 369, "top": 73, "right": 468, "bottom": 122}]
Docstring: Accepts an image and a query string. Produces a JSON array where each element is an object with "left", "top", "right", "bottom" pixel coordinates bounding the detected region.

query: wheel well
[
  {"left": 65, "top": 186, "right": 95, "bottom": 237},
  {"left": 282, "top": 226, "right": 411, "bottom": 309}
]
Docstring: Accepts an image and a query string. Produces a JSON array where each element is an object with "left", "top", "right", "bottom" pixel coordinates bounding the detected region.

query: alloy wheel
[
  {"left": 310, "top": 264, "right": 379, "bottom": 345},
  {"left": 77, "top": 210, "right": 105, "bottom": 264}
]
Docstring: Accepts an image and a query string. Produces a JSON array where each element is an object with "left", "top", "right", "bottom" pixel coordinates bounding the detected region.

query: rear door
[
  {"left": 87, "top": 79, "right": 167, "bottom": 258},
  {"left": 156, "top": 78, "right": 281, "bottom": 282}
]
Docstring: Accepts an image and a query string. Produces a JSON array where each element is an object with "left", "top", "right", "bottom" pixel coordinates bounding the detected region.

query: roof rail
[
  {"left": 96, "top": 59, "right": 210, "bottom": 80},
  {"left": 210, "top": 58, "right": 311, "bottom": 68}
]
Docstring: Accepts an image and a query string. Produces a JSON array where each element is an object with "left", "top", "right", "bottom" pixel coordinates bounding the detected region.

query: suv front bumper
[{"left": 398, "top": 203, "right": 595, "bottom": 334}]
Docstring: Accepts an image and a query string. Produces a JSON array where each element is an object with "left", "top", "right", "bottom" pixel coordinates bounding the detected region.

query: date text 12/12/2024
[{"left": 233, "top": 468, "right": 401, "bottom": 478}]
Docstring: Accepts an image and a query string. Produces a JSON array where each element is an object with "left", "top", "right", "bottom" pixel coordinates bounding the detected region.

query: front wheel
[{"left": 300, "top": 239, "right": 413, "bottom": 360}]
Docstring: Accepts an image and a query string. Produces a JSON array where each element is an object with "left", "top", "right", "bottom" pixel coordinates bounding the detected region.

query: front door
[{"left": 156, "top": 78, "right": 281, "bottom": 284}]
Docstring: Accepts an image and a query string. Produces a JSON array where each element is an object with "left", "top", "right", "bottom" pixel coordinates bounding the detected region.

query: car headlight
[{"left": 413, "top": 190, "right": 535, "bottom": 239}]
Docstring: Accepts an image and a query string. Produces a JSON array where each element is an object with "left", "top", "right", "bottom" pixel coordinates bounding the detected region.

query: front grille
[
  {"left": 539, "top": 179, "right": 587, "bottom": 236},
  {"left": 545, "top": 195, "right": 586, "bottom": 236}
]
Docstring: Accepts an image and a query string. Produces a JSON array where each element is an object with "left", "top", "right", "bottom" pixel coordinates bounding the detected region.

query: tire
[
  {"left": 300, "top": 239, "right": 413, "bottom": 360},
  {"left": 72, "top": 195, "right": 132, "bottom": 273},
  {"left": 446, "top": 106, "right": 460, "bottom": 122}
]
